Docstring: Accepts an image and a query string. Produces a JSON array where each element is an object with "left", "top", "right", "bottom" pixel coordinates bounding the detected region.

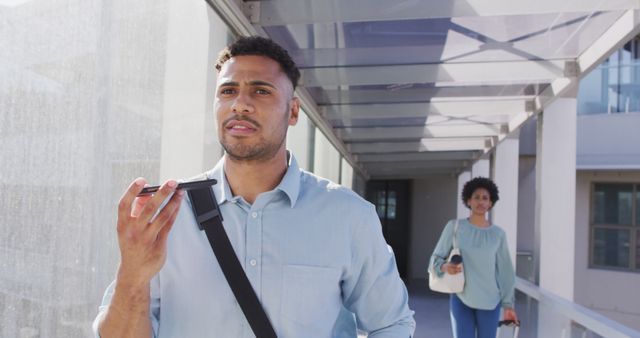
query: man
[{"left": 93, "top": 36, "right": 415, "bottom": 338}]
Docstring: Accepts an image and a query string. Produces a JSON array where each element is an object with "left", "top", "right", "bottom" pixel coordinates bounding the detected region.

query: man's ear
[{"left": 288, "top": 97, "right": 300, "bottom": 126}]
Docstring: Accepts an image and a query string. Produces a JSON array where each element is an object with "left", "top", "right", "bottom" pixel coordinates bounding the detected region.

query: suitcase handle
[
  {"left": 498, "top": 320, "right": 520, "bottom": 338},
  {"left": 498, "top": 320, "right": 520, "bottom": 327}
]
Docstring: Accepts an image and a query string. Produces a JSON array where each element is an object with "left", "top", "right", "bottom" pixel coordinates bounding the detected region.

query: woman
[{"left": 429, "top": 177, "right": 518, "bottom": 338}]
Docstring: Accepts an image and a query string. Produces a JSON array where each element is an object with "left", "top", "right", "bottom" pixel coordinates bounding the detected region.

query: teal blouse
[{"left": 430, "top": 219, "right": 515, "bottom": 310}]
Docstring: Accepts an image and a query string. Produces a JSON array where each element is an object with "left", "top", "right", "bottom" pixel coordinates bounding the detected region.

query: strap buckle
[{"left": 187, "top": 186, "right": 223, "bottom": 230}]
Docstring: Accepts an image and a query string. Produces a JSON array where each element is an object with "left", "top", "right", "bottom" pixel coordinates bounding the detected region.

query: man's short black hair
[
  {"left": 461, "top": 177, "right": 499, "bottom": 208},
  {"left": 215, "top": 36, "right": 301, "bottom": 89}
]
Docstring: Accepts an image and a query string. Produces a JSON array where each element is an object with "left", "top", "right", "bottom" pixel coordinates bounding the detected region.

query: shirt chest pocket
[{"left": 280, "top": 265, "right": 342, "bottom": 336}]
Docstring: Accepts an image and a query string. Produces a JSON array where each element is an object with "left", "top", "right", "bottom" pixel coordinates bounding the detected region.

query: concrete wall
[
  {"left": 517, "top": 156, "right": 536, "bottom": 254},
  {"left": 574, "top": 171, "right": 640, "bottom": 330},
  {"left": 340, "top": 158, "right": 354, "bottom": 189},
  {"left": 408, "top": 176, "right": 457, "bottom": 279},
  {"left": 516, "top": 156, "right": 537, "bottom": 281},
  {"left": 159, "top": 0, "right": 224, "bottom": 180},
  {"left": 286, "top": 108, "right": 312, "bottom": 171},
  {"left": 0, "top": 2, "right": 225, "bottom": 336},
  {"left": 577, "top": 113, "right": 640, "bottom": 169},
  {"left": 517, "top": 116, "right": 538, "bottom": 278},
  {"left": 519, "top": 117, "right": 537, "bottom": 156},
  {"left": 313, "top": 129, "right": 341, "bottom": 183}
]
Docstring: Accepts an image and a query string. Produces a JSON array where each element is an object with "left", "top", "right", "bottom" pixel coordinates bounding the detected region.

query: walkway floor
[
  {"left": 406, "top": 279, "right": 453, "bottom": 338},
  {"left": 405, "top": 279, "right": 529, "bottom": 338},
  {"left": 359, "top": 279, "right": 530, "bottom": 337}
]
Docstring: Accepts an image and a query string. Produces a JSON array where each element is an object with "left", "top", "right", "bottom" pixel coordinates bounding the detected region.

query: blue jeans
[{"left": 450, "top": 294, "right": 500, "bottom": 338}]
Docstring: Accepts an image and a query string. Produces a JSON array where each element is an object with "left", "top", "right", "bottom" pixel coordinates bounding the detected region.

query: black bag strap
[{"left": 188, "top": 186, "right": 277, "bottom": 338}]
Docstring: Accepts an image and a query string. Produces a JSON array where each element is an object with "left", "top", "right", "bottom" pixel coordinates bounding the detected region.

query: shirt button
[
  {"left": 249, "top": 259, "right": 257, "bottom": 266},
  {"left": 251, "top": 212, "right": 258, "bottom": 218}
]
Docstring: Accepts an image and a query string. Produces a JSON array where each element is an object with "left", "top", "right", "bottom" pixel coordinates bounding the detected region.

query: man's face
[{"left": 214, "top": 55, "right": 299, "bottom": 162}]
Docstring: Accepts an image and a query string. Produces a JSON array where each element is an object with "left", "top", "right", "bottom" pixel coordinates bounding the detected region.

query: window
[
  {"left": 374, "top": 190, "right": 397, "bottom": 220},
  {"left": 590, "top": 183, "right": 640, "bottom": 271},
  {"left": 387, "top": 191, "right": 397, "bottom": 220},
  {"left": 578, "top": 35, "right": 640, "bottom": 115},
  {"left": 375, "top": 190, "right": 387, "bottom": 218}
]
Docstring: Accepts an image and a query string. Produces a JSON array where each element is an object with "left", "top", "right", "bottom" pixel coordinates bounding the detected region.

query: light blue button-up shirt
[{"left": 94, "top": 154, "right": 415, "bottom": 338}]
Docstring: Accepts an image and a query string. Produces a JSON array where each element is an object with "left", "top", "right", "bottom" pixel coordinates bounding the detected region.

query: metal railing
[{"left": 514, "top": 277, "right": 640, "bottom": 338}]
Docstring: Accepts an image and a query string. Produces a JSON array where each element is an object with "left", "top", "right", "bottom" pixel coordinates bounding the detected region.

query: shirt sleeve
[
  {"left": 495, "top": 231, "right": 516, "bottom": 309},
  {"left": 341, "top": 204, "right": 416, "bottom": 338},
  {"left": 91, "top": 277, "right": 161, "bottom": 338},
  {"left": 429, "top": 220, "right": 454, "bottom": 278}
]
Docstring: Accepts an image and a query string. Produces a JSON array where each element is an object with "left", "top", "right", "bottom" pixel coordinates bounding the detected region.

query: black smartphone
[
  {"left": 137, "top": 178, "right": 217, "bottom": 196},
  {"left": 449, "top": 254, "right": 463, "bottom": 265}
]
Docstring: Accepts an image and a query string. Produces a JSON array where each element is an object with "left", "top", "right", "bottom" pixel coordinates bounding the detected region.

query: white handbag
[{"left": 428, "top": 219, "right": 465, "bottom": 293}]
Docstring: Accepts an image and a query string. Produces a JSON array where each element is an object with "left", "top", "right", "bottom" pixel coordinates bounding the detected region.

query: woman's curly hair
[{"left": 461, "top": 177, "right": 499, "bottom": 209}]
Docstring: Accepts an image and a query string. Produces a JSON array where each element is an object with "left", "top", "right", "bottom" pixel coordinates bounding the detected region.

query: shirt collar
[
  {"left": 276, "top": 152, "right": 301, "bottom": 208},
  {"left": 205, "top": 151, "right": 302, "bottom": 208},
  {"left": 204, "top": 158, "right": 233, "bottom": 206}
]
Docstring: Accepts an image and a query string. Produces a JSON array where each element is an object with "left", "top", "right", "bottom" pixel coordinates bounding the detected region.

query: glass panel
[
  {"left": 592, "top": 228, "right": 630, "bottom": 268},
  {"left": 375, "top": 190, "right": 386, "bottom": 218},
  {"left": 0, "top": 1, "right": 227, "bottom": 337},
  {"left": 578, "top": 36, "right": 640, "bottom": 115},
  {"left": 308, "top": 84, "right": 547, "bottom": 107},
  {"left": 636, "top": 185, "right": 640, "bottom": 226},
  {"left": 636, "top": 185, "right": 639, "bottom": 270},
  {"left": 578, "top": 63, "right": 610, "bottom": 115},
  {"left": 637, "top": 230, "right": 640, "bottom": 269},
  {"left": 267, "top": 11, "right": 625, "bottom": 67},
  {"left": 593, "top": 183, "right": 633, "bottom": 225},
  {"left": 387, "top": 191, "right": 397, "bottom": 220},
  {"left": 514, "top": 289, "right": 607, "bottom": 338}
]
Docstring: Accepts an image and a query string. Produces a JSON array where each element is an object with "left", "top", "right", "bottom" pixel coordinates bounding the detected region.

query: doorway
[{"left": 366, "top": 180, "right": 411, "bottom": 279}]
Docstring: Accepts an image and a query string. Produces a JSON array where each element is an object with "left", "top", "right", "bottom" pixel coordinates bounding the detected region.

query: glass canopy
[{"left": 212, "top": 0, "right": 640, "bottom": 178}]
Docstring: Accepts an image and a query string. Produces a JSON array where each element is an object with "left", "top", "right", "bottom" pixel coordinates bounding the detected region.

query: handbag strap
[
  {"left": 452, "top": 219, "right": 460, "bottom": 249},
  {"left": 188, "top": 186, "right": 277, "bottom": 338},
  {"left": 429, "top": 219, "right": 461, "bottom": 275}
]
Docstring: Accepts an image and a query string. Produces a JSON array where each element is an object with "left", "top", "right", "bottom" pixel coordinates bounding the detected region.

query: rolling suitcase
[{"left": 498, "top": 320, "right": 520, "bottom": 338}]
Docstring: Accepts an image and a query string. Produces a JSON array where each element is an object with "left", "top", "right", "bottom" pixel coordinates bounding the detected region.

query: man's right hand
[
  {"left": 99, "top": 178, "right": 184, "bottom": 338},
  {"left": 116, "top": 178, "right": 184, "bottom": 287}
]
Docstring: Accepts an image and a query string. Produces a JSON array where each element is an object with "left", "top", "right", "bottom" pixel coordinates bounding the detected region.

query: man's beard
[
  {"left": 221, "top": 105, "right": 289, "bottom": 162},
  {"left": 222, "top": 133, "right": 286, "bottom": 162}
]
